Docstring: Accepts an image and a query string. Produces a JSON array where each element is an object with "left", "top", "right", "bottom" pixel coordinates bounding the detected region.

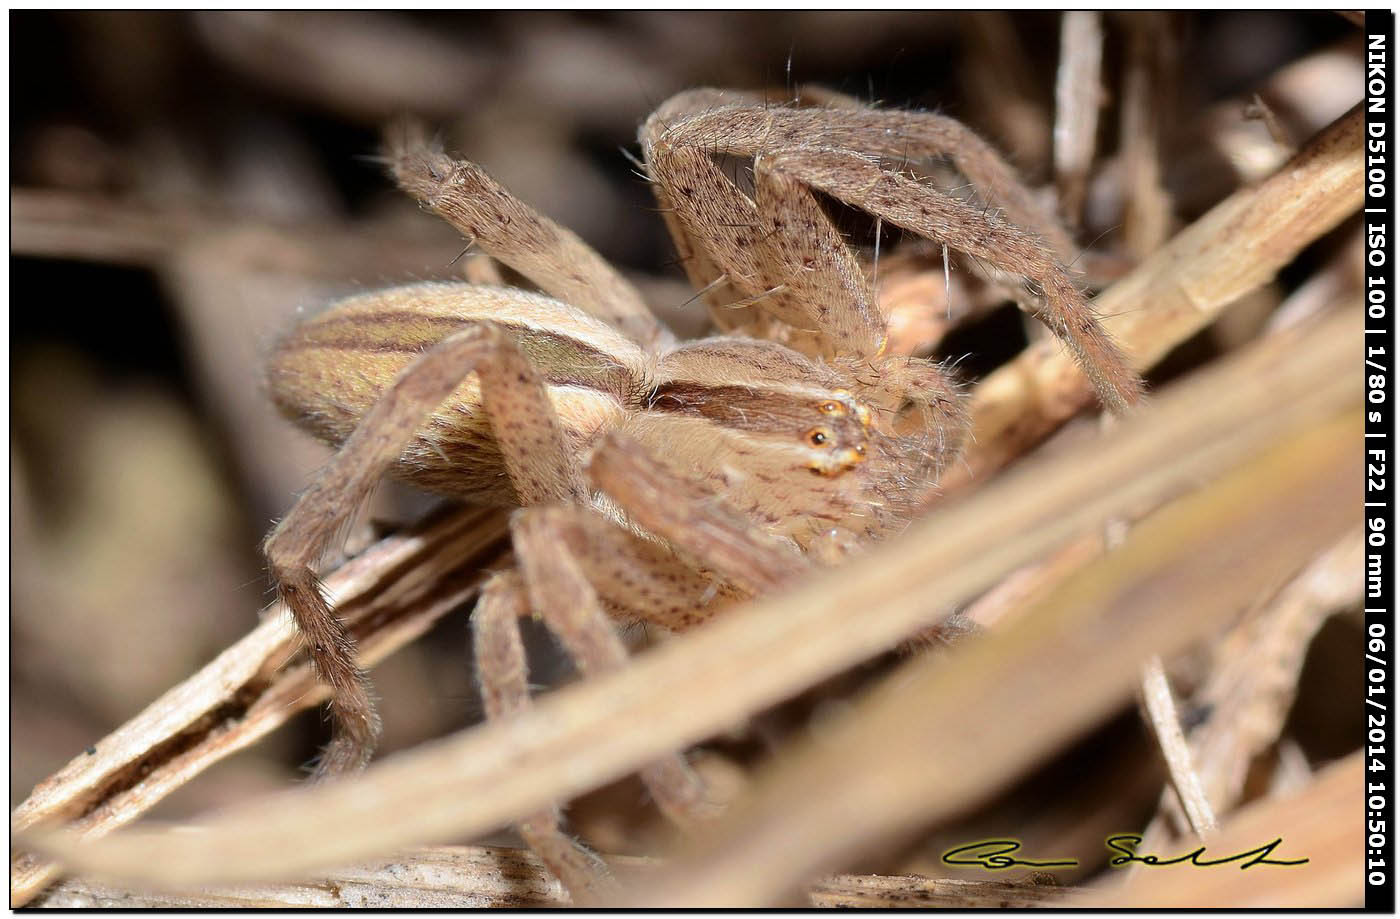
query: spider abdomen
[{"left": 267, "top": 281, "right": 652, "bottom": 504}]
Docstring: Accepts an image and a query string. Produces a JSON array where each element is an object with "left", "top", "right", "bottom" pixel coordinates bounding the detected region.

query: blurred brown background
[{"left": 11, "top": 10, "right": 1361, "bottom": 833}]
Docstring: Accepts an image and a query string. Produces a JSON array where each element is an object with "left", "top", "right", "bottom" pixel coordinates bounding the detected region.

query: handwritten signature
[
  {"left": 942, "top": 839, "right": 1078, "bottom": 871},
  {"left": 1105, "top": 834, "right": 1309, "bottom": 870},
  {"left": 942, "top": 836, "right": 1309, "bottom": 872}
]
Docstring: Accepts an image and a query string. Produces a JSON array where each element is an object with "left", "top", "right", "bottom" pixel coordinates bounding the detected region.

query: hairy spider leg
[
  {"left": 640, "top": 98, "right": 1140, "bottom": 414},
  {"left": 265, "top": 323, "right": 583, "bottom": 778},
  {"left": 647, "top": 90, "right": 1077, "bottom": 261},
  {"left": 388, "top": 125, "right": 674, "bottom": 351},
  {"left": 760, "top": 148, "right": 1142, "bottom": 414}
]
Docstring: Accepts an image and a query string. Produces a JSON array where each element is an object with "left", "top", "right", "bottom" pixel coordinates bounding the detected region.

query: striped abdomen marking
[{"left": 267, "top": 282, "right": 652, "bottom": 502}]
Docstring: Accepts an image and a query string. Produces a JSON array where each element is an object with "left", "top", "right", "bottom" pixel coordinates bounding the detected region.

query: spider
[{"left": 263, "top": 87, "right": 1142, "bottom": 901}]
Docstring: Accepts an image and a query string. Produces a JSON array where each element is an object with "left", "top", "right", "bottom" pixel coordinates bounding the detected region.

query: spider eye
[
  {"left": 820, "top": 401, "right": 841, "bottom": 414},
  {"left": 807, "top": 428, "right": 830, "bottom": 447}
]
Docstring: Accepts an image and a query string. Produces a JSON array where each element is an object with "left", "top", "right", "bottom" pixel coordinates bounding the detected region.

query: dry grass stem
[
  {"left": 195, "top": 11, "right": 495, "bottom": 123},
  {"left": 10, "top": 188, "right": 465, "bottom": 275},
  {"left": 1140, "top": 528, "right": 1364, "bottom": 850},
  {"left": 1073, "top": 752, "right": 1363, "bottom": 907},
  {"left": 949, "top": 104, "right": 1361, "bottom": 485},
  {"left": 806, "top": 873, "right": 1075, "bottom": 908},
  {"left": 21, "top": 296, "right": 1359, "bottom": 895},
  {"left": 30, "top": 845, "right": 1080, "bottom": 909},
  {"left": 34, "top": 845, "right": 573, "bottom": 909},
  {"left": 1052, "top": 10, "right": 1103, "bottom": 227},
  {"left": 1119, "top": 15, "right": 1175, "bottom": 257},
  {"left": 958, "top": 530, "right": 1104, "bottom": 630},
  {"left": 1140, "top": 657, "right": 1217, "bottom": 836},
  {"left": 10, "top": 506, "right": 508, "bottom": 906},
  {"left": 957, "top": 14, "right": 1051, "bottom": 170},
  {"left": 11, "top": 188, "right": 205, "bottom": 266}
]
